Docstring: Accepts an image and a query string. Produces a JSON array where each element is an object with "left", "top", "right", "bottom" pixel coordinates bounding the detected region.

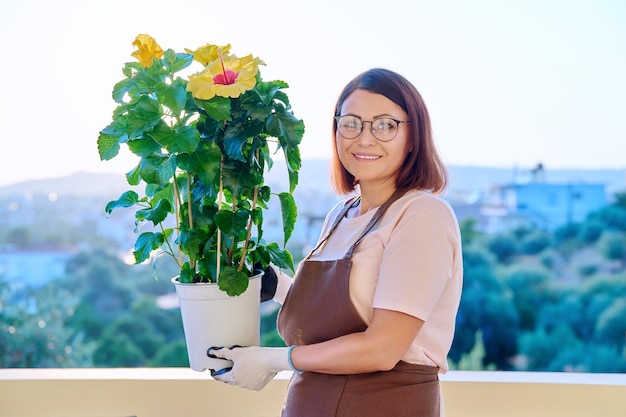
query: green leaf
[
  {"left": 126, "top": 164, "right": 141, "bottom": 186},
  {"left": 133, "top": 232, "right": 164, "bottom": 264},
  {"left": 148, "top": 122, "right": 200, "bottom": 154},
  {"left": 252, "top": 206, "right": 264, "bottom": 242},
  {"left": 215, "top": 209, "right": 249, "bottom": 236},
  {"left": 127, "top": 136, "right": 162, "bottom": 157},
  {"left": 178, "top": 226, "right": 208, "bottom": 260},
  {"left": 285, "top": 146, "right": 302, "bottom": 193},
  {"left": 197, "top": 254, "right": 217, "bottom": 282},
  {"left": 222, "top": 161, "right": 261, "bottom": 199},
  {"left": 179, "top": 262, "right": 195, "bottom": 283},
  {"left": 176, "top": 145, "right": 222, "bottom": 185},
  {"left": 266, "top": 111, "right": 304, "bottom": 149},
  {"left": 136, "top": 198, "right": 172, "bottom": 225},
  {"left": 105, "top": 191, "right": 140, "bottom": 215},
  {"left": 278, "top": 192, "right": 297, "bottom": 244},
  {"left": 125, "top": 96, "right": 162, "bottom": 138},
  {"left": 157, "top": 78, "right": 188, "bottom": 115},
  {"left": 166, "top": 52, "right": 194, "bottom": 74},
  {"left": 266, "top": 242, "right": 294, "bottom": 272},
  {"left": 222, "top": 123, "right": 248, "bottom": 162},
  {"left": 196, "top": 96, "right": 232, "bottom": 121},
  {"left": 272, "top": 90, "right": 291, "bottom": 109},
  {"left": 218, "top": 266, "right": 249, "bottom": 296},
  {"left": 139, "top": 155, "right": 177, "bottom": 186},
  {"left": 255, "top": 80, "right": 288, "bottom": 105},
  {"left": 112, "top": 77, "right": 134, "bottom": 103},
  {"left": 97, "top": 132, "right": 121, "bottom": 161}
]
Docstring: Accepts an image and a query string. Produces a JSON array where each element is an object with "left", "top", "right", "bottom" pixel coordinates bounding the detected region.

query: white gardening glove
[{"left": 208, "top": 346, "right": 291, "bottom": 391}]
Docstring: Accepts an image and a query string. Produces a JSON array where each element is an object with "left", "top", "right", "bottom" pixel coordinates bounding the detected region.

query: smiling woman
[{"left": 208, "top": 68, "right": 463, "bottom": 417}]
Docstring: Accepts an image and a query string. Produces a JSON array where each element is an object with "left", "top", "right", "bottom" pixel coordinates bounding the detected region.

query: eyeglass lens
[{"left": 336, "top": 116, "right": 401, "bottom": 142}]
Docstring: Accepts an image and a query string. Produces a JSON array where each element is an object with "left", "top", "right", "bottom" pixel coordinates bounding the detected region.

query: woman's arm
[{"left": 291, "top": 308, "right": 424, "bottom": 374}]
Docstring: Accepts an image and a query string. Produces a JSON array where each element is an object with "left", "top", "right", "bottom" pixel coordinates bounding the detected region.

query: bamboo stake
[{"left": 216, "top": 157, "right": 224, "bottom": 282}]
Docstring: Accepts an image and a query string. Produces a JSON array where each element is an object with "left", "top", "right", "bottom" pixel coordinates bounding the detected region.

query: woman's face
[{"left": 336, "top": 89, "right": 412, "bottom": 191}]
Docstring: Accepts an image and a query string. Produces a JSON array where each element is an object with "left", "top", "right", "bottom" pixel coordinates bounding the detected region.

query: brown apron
[{"left": 277, "top": 191, "right": 441, "bottom": 417}]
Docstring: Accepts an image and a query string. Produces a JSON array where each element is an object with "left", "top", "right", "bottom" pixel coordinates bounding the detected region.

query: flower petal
[
  {"left": 131, "top": 34, "right": 164, "bottom": 68},
  {"left": 184, "top": 43, "right": 231, "bottom": 66},
  {"left": 187, "top": 53, "right": 263, "bottom": 99}
]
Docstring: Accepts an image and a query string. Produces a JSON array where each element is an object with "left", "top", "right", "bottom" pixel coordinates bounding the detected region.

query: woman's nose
[{"left": 357, "top": 122, "right": 377, "bottom": 146}]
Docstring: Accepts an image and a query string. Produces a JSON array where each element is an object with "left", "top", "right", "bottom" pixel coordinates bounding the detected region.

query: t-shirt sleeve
[
  {"left": 373, "top": 196, "right": 460, "bottom": 321},
  {"left": 271, "top": 264, "right": 293, "bottom": 305}
]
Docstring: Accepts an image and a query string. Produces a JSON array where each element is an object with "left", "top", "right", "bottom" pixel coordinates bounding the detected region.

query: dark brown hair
[{"left": 330, "top": 68, "right": 448, "bottom": 195}]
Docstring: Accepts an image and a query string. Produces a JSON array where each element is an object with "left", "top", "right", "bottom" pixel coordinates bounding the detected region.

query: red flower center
[
  {"left": 214, "top": 50, "right": 238, "bottom": 85},
  {"left": 214, "top": 69, "right": 238, "bottom": 85}
]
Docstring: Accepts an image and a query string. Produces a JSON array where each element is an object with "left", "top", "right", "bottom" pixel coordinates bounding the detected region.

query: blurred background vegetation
[{"left": 1, "top": 193, "right": 625, "bottom": 372}]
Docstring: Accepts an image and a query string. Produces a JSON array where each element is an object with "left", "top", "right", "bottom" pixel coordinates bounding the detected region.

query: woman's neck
[{"left": 350, "top": 184, "right": 397, "bottom": 217}]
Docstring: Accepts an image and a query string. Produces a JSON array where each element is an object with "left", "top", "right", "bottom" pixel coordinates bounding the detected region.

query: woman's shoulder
[
  {"left": 400, "top": 189, "right": 455, "bottom": 210},
  {"left": 395, "top": 189, "right": 459, "bottom": 224}
]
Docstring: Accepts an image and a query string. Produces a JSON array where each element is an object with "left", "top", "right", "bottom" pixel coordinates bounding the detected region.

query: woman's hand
[{"left": 208, "top": 346, "right": 290, "bottom": 391}]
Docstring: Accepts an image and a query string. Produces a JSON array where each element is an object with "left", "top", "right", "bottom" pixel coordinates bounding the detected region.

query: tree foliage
[{"left": 2, "top": 193, "right": 626, "bottom": 371}]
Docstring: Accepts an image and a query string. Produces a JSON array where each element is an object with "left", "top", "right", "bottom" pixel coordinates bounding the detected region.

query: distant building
[
  {"left": 480, "top": 165, "right": 607, "bottom": 233},
  {"left": 0, "top": 244, "right": 77, "bottom": 289}
]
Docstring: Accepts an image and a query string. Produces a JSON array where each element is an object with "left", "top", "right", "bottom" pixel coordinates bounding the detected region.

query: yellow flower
[
  {"left": 131, "top": 34, "right": 164, "bottom": 68},
  {"left": 187, "top": 53, "right": 263, "bottom": 100},
  {"left": 185, "top": 43, "right": 231, "bottom": 66}
]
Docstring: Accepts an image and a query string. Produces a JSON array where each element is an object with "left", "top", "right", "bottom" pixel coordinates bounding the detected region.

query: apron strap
[
  {"left": 305, "top": 189, "right": 405, "bottom": 261},
  {"left": 342, "top": 189, "right": 404, "bottom": 260},
  {"left": 304, "top": 195, "right": 360, "bottom": 259}
]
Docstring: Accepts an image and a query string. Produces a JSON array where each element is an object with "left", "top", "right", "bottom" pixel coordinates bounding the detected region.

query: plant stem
[
  {"left": 238, "top": 183, "right": 258, "bottom": 272},
  {"left": 172, "top": 174, "right": 183, "bottom": 268},
  {"left": 159, "top": 222, "right": 181, "bottom": 268},
  {"left": 216, "top": 157, "right": 224, "bottom": 281},
  {"left": 227, "top": 195, "right": 237, "bottom": 264},
  {"left": 237, "top": 148, "right": 261, "bottom": 272},
  {"left": 186, "top": 173, "right": 196, "bottom": 271}
]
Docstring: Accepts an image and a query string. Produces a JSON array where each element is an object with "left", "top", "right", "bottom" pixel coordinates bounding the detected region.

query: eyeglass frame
[{"left": 334, "top": 115, "right": 411, "bottom": 142}]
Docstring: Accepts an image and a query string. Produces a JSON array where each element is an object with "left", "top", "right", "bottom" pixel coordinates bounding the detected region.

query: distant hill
[
  {"left": 0, "top": 160, "right": 624, "bottom": 200},
  {"left": 0, "top": 171, "right": 138, "bottom": 198}
]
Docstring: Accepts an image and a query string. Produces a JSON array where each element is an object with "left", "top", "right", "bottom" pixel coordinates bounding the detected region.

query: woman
[{"left": 209, "top": 68, "right": 463, "bottom": 417}]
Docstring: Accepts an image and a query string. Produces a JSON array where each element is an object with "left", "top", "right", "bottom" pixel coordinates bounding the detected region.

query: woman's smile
[{"left": 352, "top": 153, "right": 381, "bottom": 161}]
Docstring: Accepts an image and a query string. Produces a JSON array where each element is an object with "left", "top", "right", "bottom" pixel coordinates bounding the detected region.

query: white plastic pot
[{"left": 171, "top": 274, "right": 261, "bottom": 372}]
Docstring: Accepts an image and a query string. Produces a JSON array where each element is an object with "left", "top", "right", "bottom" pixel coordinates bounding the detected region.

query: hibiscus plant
[{"left": 97, "top": 34, "right": 304, "bottom": 296}]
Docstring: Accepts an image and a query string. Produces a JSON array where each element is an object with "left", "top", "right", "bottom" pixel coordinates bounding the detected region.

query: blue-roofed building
[{"left": 480, "top": 164, "right": 608, "bottom": 233}]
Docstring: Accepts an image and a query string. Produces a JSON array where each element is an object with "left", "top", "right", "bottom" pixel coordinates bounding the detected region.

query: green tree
[
  {"left": 450, "top": 247, "right": 519, "bottom": 369},
  {"left": 0, "top": 282, "right": 93, "bottom": 367},
  {"left": 594, "top": 297, "right": 626, "bottom": 347},
  {"left": 459, "top": 218, "right": 481, "bottom": 247},
  {"left": 578, "top": 219, "right": 604, "bottom": 244},
  {"left": 549, "top": 343, "right": 626, "bottom": 373},
  {"left": 449, "top": 331, "right": 497, "bottom": 371},
  {"left": 596, "top": 231, "right": 626, "bottom": 266},
  {"left": 149, "top": 340, "right": 189, "bottom": 367},
  {"left": 519, "top": 229, "right": 552, "bottom": 255},
  {"left": 518, "top": 325, "right": 581, "bottom": 371},
  {"left": 487, "top": 235, "right": 518, "bottom": 264},
  {"left": 503, "top": 268, "right": 551, "bottom": 330}
]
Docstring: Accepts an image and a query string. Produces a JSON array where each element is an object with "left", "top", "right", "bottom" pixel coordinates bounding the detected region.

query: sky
[{"left": 0, "top": 0, "right": 624, "bottom": 187}]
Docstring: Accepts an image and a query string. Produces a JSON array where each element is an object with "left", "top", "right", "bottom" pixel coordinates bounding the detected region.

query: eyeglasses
[{"left": 335, "top": 115, "right": 410, "bottom": 142}]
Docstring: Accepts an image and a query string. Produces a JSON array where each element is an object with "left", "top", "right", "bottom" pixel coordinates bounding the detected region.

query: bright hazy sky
[{"left": 0, "top": 0, "right": 624, "bottom": 187}]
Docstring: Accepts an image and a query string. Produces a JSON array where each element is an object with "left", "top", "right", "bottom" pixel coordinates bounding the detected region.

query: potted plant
[{"left": 97, "top": 34, "right": 304, "bottom": 371}]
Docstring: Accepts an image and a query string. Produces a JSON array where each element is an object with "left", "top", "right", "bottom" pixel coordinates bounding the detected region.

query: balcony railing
[{"left": 1, "top": 368, "right": 625, "bottom": 417}]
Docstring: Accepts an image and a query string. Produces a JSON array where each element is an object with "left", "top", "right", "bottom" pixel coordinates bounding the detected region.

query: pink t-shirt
[{"left": 275, "top": 189, "right": 463, "bottom": 372}]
